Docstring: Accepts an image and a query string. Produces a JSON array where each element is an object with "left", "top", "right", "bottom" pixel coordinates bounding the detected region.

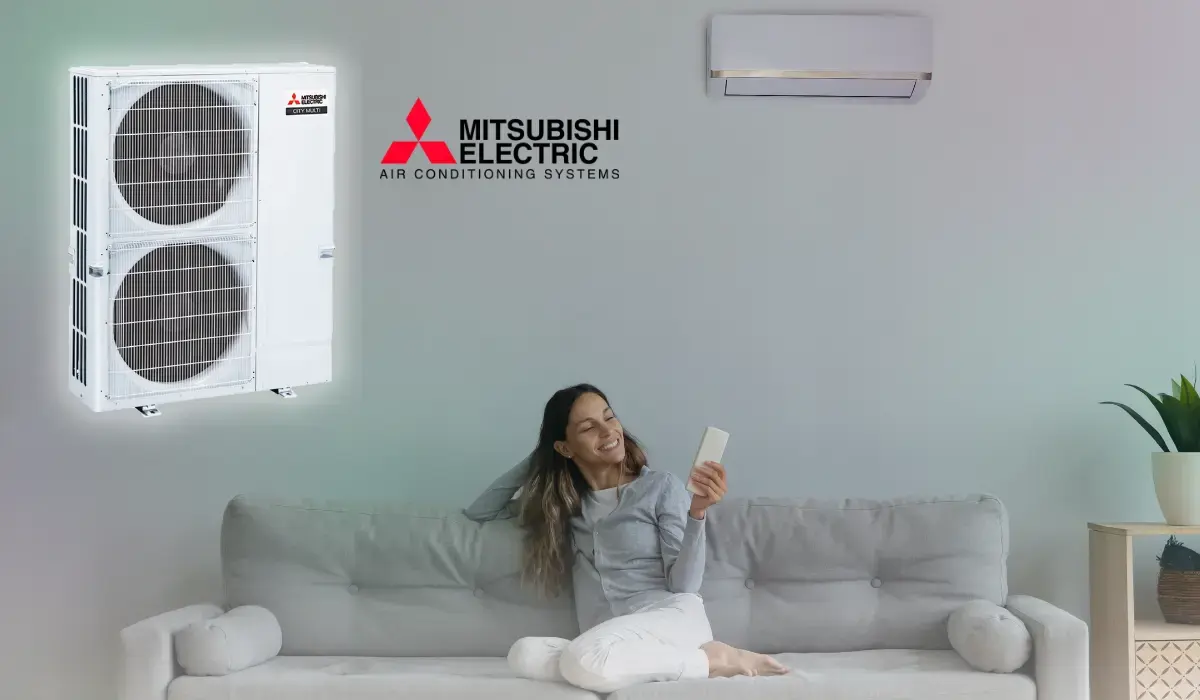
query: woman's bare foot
[
  {"left": 701, "top": 641, "right": 744, "bottom": 677},
  {"left": 735, "top": 648, "right": 789, "bottom": 676},
  {"left": 701, "top": 641, "right": 789, "bottom": 678}
]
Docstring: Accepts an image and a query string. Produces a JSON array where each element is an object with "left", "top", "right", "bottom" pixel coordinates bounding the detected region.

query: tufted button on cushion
[
  {"left": 871, "top": 578, "right": 882, "bottom": 589},
  {"left": 347, "top": 584, "right": 359, "bottom": 594},
  {"left": 474, "top": 588, "right": 485, "bottom": 598},
  {"left": 745, "top": 579, "right": 755, "bottom": 589}
]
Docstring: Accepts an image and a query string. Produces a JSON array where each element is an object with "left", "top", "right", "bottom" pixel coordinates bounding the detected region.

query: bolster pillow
[
  {"left": 948, "top": 599, "right": 1032, "bottom": 673},
  {"left": 175, "top": 605, "right": 283, "bottom": 676}
]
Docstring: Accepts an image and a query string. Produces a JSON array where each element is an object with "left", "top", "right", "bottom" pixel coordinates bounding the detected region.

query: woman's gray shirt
[{"left": 464, "top": 454, "right": 707, "bottom": 633}]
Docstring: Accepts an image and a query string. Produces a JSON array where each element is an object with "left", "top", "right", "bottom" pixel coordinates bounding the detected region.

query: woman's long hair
[{"left": 518, "top": 383, "right": 647, "bottom": 597}]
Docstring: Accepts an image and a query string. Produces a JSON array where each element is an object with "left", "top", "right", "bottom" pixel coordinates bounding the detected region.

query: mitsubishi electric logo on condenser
[
  {"left": 286, "top": 92, "right": 328, "bottom": 116},
  {"left": 379, "top": 98, "right": 621, "bottom": 182}
]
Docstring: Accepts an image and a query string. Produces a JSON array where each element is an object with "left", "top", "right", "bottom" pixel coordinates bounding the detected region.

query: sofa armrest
[
  {"left": 1005, "top": 595, "right": 1088, "bottom": 700},
  {"left": 119, "top": 604, "right": 224, "bottom": 700}
]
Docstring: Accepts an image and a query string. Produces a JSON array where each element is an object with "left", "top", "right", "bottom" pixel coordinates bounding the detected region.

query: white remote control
[{"left": 686, "top": 427, "right": 730, "bottom": 494}]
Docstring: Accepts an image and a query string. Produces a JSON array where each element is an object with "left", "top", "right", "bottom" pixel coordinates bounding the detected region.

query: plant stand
[{"left": 1091, "top": 522, "right": 1200, "bottom": 700}]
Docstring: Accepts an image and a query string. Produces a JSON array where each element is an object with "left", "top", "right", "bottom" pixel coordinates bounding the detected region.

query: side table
[{"left": 1090, "top": 522, "right": 1200, "bottom": 700}]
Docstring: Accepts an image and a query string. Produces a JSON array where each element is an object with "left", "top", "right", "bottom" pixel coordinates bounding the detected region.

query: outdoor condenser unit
[{"left": 67, "top": 62, "right": 336, "bottom": 416}]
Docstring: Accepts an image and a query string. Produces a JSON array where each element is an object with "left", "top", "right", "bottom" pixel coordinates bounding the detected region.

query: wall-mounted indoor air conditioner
[
  {"left": 707, "top": 14, "right": 932, "bottom": 100},
  {"left": 67, "top": 62, "right": 336, "bottom": 416}
]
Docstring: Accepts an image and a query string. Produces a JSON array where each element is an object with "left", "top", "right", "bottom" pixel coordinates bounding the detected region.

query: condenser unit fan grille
[
  {"left": 109, "top": 79, "right": 256, "bottom": 235},
  {"left": 107, "top": 237, "right": 255, "bottom": 400}
]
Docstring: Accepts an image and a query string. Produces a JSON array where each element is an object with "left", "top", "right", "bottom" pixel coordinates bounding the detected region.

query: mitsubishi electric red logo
[
  {"left": 287, "top": 93, "right": 299, "bottom": 105},
  {"left": 381, "top": 99, "right": 456, "bottom": 165},
  {"left": 378, "top": 98, "right": 622, "bottom": 182}
]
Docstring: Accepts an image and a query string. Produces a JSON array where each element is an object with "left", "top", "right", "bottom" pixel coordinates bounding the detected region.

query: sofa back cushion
[
  {"left": 698, "top": 494, "right": 1008, "bottom": 653},
  {"left": 220, "top": 497, "right": 580, "bottom": 657},
  {"left": 220, "top": 493, "right": 1007, "bottom": 656}
]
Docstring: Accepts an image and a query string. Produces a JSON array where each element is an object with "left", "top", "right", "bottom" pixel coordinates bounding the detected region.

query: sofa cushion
[
  {"left": 220, "top": 493, "right": 1008, "bottom": 656},
  {"left": 167, "top": 651, "right": 1035, "bottom": 700},
  {"left": 167, "top": 656, "right": 600, "bottom": 700},
  {"left": 698, "top": 494, "right": 1009, "bottom": 653},
  {"left": 220, "top": 496, "right": 580, "bottom": 657},
  {"left": 609, "top": 649, "right": 1036, "bottom": 700},
  {"left": 948, "top": 600, "right": 1032, "bottom": 672},
  {"left": 175, "top": 606, "right": 283, "bottom": 676}
]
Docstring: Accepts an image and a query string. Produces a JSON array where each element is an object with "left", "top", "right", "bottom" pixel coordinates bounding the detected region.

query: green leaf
[
  {"left": 1173, "top": 378, "right": 1183, "bottom": 399},
  {"left": 1181, "top": 375, "right": 1200, "bottom": 406},
  {"left": 1100, "top": 400, "right": 1170, "bottom": 451},
  {"left": 1125, "top": 384, "right": 1178, "bottom": 450},
  {"left": 1160, "top": 397, "right": 1196, "bottom": 451},
  {"left": 1167, "top": 393, "right": 1200, "bottom": 452}
]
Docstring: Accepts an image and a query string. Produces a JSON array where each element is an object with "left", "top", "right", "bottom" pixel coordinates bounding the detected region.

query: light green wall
[{"left": 3, "top": 0, "right": 1197, "bottom": 697}]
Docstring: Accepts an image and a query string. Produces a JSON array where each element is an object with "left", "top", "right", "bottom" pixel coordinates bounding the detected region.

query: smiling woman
[{"left": 464, "top": 383, "right": 787, "bottom": 693}]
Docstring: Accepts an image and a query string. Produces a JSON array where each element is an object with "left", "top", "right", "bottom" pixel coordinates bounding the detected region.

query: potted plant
[{"left": 1103, "top": 372, "right": 1200, "bottom": 525}]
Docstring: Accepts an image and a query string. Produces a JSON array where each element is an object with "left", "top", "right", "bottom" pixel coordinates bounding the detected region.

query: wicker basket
[{"left": 1158, "top": 569, "right": 1200, "bottom": 624}]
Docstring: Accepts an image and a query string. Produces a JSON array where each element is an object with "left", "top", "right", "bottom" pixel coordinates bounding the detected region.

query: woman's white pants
[{"left": 507, "top": 592, "right": 713, "bottom": 693}]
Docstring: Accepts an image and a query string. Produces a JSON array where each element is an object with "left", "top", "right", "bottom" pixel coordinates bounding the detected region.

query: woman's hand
[{"left": 688, "top": 461, "right": 727, "bottom": 519}]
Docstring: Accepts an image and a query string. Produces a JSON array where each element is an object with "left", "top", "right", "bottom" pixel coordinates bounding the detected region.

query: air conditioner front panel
[{"left": 107, "top": 77, "right": 258, "bottom": 240}]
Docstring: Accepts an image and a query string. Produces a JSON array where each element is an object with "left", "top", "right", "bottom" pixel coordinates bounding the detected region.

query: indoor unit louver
[{"left": 67, "top": 63, "right": 336, "bottom": 417}]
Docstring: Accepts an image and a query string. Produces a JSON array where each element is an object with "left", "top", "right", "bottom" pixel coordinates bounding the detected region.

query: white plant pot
[{"left": 1152, "top": 452, "right": 1200, "bottom": 525}]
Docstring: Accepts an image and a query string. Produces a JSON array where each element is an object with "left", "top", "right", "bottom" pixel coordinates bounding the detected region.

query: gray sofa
[{"left": 119, "top": 492, "right": 1088, "bottom": 700}]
